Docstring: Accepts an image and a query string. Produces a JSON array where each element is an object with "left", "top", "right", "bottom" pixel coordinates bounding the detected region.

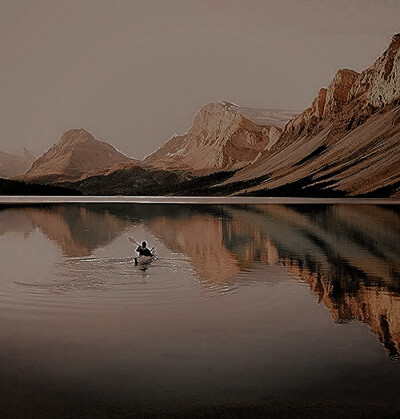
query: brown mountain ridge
[
  {"left": 6, "top": 34, "right": 400, "bottom": 197},
  {"left": 143, "top": 102, "right": 296, "bottom": 175},
  {"left": 0, "top": 149, "right": 36, "bottom": 178},
  {"left": 17, "top": 128, "right": 136, "bottom": 184},
  {"left": 223, "top": 34, "right": 400, "bottom": 197}
]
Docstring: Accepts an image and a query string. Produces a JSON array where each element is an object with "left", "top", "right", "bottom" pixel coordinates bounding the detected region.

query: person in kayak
[{"left": 136, "top": 241, "right": 153, "bottom": 257}]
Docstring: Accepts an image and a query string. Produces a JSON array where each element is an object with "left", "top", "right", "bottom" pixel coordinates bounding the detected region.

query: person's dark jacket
[{"left": 136, "top": 246, "right": 153, "bottom": 256}]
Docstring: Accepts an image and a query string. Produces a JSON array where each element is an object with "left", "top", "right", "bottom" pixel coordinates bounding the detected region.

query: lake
[{"left": 0, "top": 202, "right": 400, "bottom": 417}]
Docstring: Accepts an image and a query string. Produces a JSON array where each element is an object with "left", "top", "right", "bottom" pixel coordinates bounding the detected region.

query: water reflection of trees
[{"left": 1, "top": 203, "right": 400, "bottom": 357}]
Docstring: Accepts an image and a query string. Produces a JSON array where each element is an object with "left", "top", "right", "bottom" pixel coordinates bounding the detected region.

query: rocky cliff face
[
  {"left": 352, "top": 33, "right": 400, "bottom": 107},
  {"left": 276, "top": 68, "right": 362, "bottom": 148},
  {"left": 281, "top": 35, "right": 400, "bottom": 143},
  {"left": 226, "top": 34, "right": 400, "bottom": 197},
  {"left": 0, "top": 148, "right": 36, "bottom": 178},
  {"left": 144, "top": 102, "right": 294, "bottom": 175},
  {"left": 323, "top": 69, "right": 360, "bottom": 117},
  {"left": 18, "top": 129, "right": 135, "bottom": 183}
]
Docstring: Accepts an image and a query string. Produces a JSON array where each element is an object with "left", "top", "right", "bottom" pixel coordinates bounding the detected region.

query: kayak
[
  {"left": 134, "top": 255, "right": 155, "bottom": 266},
  {"left": 129, "top": 237, "right": 157, "bottom": 266}
]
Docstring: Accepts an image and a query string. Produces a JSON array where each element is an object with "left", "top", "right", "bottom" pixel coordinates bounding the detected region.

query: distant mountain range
[
  {"left": 0, "top": 149, "right": 36, "bottom": 178},
  {"left": 2, "top": 34, "right": 400, "bottom": 197}
]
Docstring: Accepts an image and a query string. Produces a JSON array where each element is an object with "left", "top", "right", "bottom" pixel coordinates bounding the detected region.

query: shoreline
[{"left": 0, "top": 195, "right": 399, "bottom": 205}]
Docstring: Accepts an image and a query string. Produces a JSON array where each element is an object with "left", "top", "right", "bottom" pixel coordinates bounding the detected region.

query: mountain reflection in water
[
  {"left": 0, "top": 203, "right": 399, "bottom": 358},
  {"left": 0, "top": 205, "right": 128, "bottom": 257}
]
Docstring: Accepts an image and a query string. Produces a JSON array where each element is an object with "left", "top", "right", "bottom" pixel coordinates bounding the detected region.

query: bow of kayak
[{"left": 134, "top": 255, "right": 155, "bottom": 266}]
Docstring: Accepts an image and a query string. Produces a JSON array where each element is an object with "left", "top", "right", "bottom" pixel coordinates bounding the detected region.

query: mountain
[
  {"left": 0, "top": 148, "right": 36, "bottom": 178},
  {"left": 143, "top": 101, "right": 296, "bottom": 175},
  {"left": 7, "top": 35, "right": 400, "bottom": 197},
  {"left": 224, "top": 34, "right": 400, "bottom": 197},
  {"left": 18, "top": 129, "right": 136, "bottom": 184}
]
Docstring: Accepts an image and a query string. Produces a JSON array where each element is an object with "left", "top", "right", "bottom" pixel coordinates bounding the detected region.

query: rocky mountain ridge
[
  {"left": 13, "top": 104, "right": 294, "bottom": 189},
  {"left": 143, "top": 102, "right": 295, "bottom": 174},
  {"left": 0, "top": 148, "right": 36, "bottom": 178},
  {"left": 18, "top": 128, "right": 136, "bottom": 183},
  {"left": 224, "top": 34, "right": 400, "bottom": 197},
  {"left": 5, "top": 34, "right": 400, "bottom": 197}
]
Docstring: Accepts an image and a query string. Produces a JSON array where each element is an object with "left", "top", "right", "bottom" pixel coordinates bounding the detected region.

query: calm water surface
[{"left": 0, "top": 203, "right": 400, "bottom": 417}]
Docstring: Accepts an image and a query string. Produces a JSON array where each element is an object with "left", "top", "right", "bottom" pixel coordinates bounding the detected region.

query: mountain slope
[
  {"left": 225, "top": 34, "right": 400, "bottom": 197},
  {"left": 18, "top": 129, "right": 135, "bottom": 183},
  {"left": 8, "top": 36, "right": 400, "bottom": 197},
  {"left": 0, "top": 149, "right": 36, "bottom": 178},
  {"left": 63, "top": 163, "right": 185, "bottom": 195},
  {"left": 144, "top": 101, "right": 295, "bottom": 175}
]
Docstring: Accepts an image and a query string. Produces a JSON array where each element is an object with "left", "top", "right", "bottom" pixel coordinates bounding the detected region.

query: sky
[{"left": 0, "top": 0, "right": 399, "bottom": 159}]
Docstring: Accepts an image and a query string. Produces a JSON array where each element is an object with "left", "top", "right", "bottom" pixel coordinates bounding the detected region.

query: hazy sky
[{"left": 0, "top": 0, "right": 399, "bottom": 159}]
